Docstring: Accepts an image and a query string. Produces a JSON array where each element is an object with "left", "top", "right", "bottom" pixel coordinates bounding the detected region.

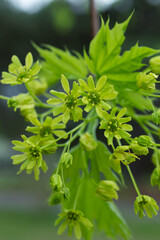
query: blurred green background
[{"left": 1, "top": 0, "right": 160, "bottom": 239}]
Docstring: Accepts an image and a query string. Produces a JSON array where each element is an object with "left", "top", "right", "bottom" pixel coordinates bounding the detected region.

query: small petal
[
  {"left": 53, "top": 130, "right": 67, "bottom": 138},
  {"left": 100, "top": 100, "right": 111, "bottom": 111},
  {"left": 71, "top": 107, "right": 82, "bottom": 122},
  {"left": 28, "top": 115, "right": 41, "bottom": 126},
  {"left": 121, "top": 124, "right": 133, "bottom": 131},
  {"left": 117, "top": 107, "right": 127, "bottom": 118},
  {"left": 84, "top": 103, "right": 93, "bottom": 112},
  {"left": 50, "top": 90, "right": 66, "bottom": 100},
  {"left": 61, "top": 74, "right": 70, "bottom": 94},
  {"left": 52, "top": 105, "right": 66, "bottom": 116},
  {"left": 25, "top": 52, "right": 33, "bottom": 70},
  {"left": 57, "top": 221, "right": 68, "bottom": 235},
  {"left": 11, "top": 154, "right": 27, "bottom": 164},
  {"left": 63, "top": 108, "right": 70, "bottom": 124},
  {"left": 79, "top": 79, "right": 88, "bottom": 91},
  {"left": 74, "top": 223, "right": 81, "bottom": 240},
  {"left": 11, "top": 55, "right": 22, "bottom": 68},
  {"left": 96, "top": 76, "right": 107, "bottom": 91},
  {"left": 95, "top": 105, "right": 105, "bottom": 118},
  {"left": 47, "top": 97, "right": 63, "bottom": 105},
  {"left": 26, "top": 160, "right": 36, "bottom": 170},
  {"left": 34, "top": 164, "right": 40, "bottom": 181},
  {"left": 87, "top": 75, "right": 95, "bottom": 90}
]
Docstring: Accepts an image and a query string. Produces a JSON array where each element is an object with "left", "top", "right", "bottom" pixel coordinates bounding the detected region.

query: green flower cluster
[
  {"left": 110, "top": 145, "right": 139, "bottom": 173},
  {"left": 47, "top": 74, "right": 117, "bottom": 124},
  {"left": 134, "top": 195, "right": 159, "bottom": 219},
  {"left": 100, "top": 107, "right": 132, "bottom": 145},
  {"left": 11, "top": 135, "right": 56, "bottom": 180},
  {"left": 55, "top": 209, "right": 93, "bottom": 239},
  {"left": 49, "top": 174, "right": 70, "bottom": 205},
  {"left": 2, "top": 13, "right": 160, "bottom": 240},
  {"left": 1, "top": 52, "right": 41, "bottom": 85},
  {"left": 11, "top": 114, "right": 68, "bottom": 180},
  {"left": 7, "top": 93, "right": 37, "bottom": 120}
]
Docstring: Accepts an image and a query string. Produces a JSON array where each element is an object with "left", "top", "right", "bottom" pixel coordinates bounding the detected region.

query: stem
[
  {"left": 147, "top": 96, "right": 155, "bottom": 111},
  {"left": 0, "top": 95, "right": 9, "bottom": 101},
  {"left": 126, "top": 165, "right": 141, "bottom": 196},
  {"left": 141, "top": 92, "right": 160, "bottom": 98},
  {"left": 73, "top": 180, "right": 82, "bottom": 210},
  {"left": 56, "top": 145, "right": 67, "bottom": 174},
  {"left": 146, "top": 121, "right": 158, "bottom": 131},
  {"left": 67, "top": 133, "right": 73, "bottom": 152},
  {"left": 90, "top": 0, "right": 99, "bottom": 38},
  {"left": 41, "top": 122, "right": 86, "bottom": 150},
  {"left": 56, "top": 122, "right": 86, "bottom": 143},
  {"left": 117, "top": 139, "right": 140, "bottom": 192}
]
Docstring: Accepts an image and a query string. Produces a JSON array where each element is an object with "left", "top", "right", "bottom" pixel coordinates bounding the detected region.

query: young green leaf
[{"left": 34, "top": 44, "right": 88, "bottom": 86}]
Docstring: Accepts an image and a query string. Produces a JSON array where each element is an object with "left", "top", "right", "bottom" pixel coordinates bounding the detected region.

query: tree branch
[{"left": 90, "top": 0, "right": 99, "bottom": 38}]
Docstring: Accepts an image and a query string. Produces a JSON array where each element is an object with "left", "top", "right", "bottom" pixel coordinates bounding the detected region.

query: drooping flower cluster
[
  {"left": 55, "top": 209, "right": 93, "bottom": 239},
  {"left": 134, "top": 195, "right": 159, "bottom": 219},
  {"left": 47, "top": 74, "right": 117, "bottom": 123},
  {"left": 1, "top": 42, "right": 160, "bottom": 239},
  {"left": 100, "top": 107, "right": 133, "bottom": 145}
]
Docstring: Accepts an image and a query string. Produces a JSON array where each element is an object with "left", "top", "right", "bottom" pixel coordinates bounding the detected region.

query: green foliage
[
  {"left": 1, "top": 13, "right": 160, "bottom": 240},
  {"left": 35, "top": 44, "right": 88, "bottom": 86}
]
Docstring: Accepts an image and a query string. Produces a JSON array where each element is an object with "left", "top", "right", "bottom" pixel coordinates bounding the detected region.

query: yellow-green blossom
[
  {"left": 79, "top": 75, "right": 117, "bottom": 117},
  {"left": 151, "top": 166, "right": 160, "bottom": 189},
  {"left": 80, "top": 132, "right": 97, "bottom": 151},
  {"left": 49, "top": 174, "right": 70, "bottom": 205},
  {"left": 55, "top": 209, "right": 93, "bottom": 239},
  {"left": 149, "top": 56, "right": 160, "bottom": 74},
  {"left": 134, "top": 195, "right": 159, "bottom": 219},
  {"left": 137, "top": 72, "right": 157, "bottom": 92},
  {"left": 11, "top": 135, "right": 57, "bottom": 180},
  {"left": 100, "top": 107, "right": 133, "bottom": 145},
  {"left": 47, "top": 74, "right": 83, "bottom": 124},
  {"left": 7, "top": 93, "right": 37, "bottom": 120},
  {"left": 130, "top": 139, "right": 149, "bottom": 156},
  {"left": 110, "top": 145, "right": 139, "bottom": 173},
  {"left": 61, "top": 152, "right": 73, "bottom": 168},
  {"left": 1, "top": 52, "right": 41, "bottom": 85},
  {"left": 49, "top": 187, "right": 70, "bottom": 206},
  {"left": 26, "top": 115, "right": 66, "bottom": 138},
  {"left": 96, "top": 180, "right": 119, "bottom": 201}
]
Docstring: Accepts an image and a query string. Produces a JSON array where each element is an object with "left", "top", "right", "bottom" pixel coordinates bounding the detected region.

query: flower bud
[
  {"left": 40, "top": 136, "right": 57, "bottom": 154},
  {"left": 96, "top": 180, "right": 119, "bottom": 201},
  {"left": 62, "top": 187, "right": 70, "bottom": 200},
  {"left": 152, "top": 151, "right": 160, "bottom": 166},
  {"left": 27, "top": 79, "right": 47, "bottom": 95},
  {"left": 50, "top": 174, "right": 62, "bottom": 191},
  {"left": 151, "top": 166, "right": 160, "bottom": 189},
  {"left": 137, "top": 135, "right": 153, "bottom": 147},
  {"left": 130, "top": 140, "right": 148, "bottom": 156},
  {"left": 152, "top": 109, "right": 160, "bottom": 125},
  {"left": 49, "top": 187, "right": 70, "bottom": 206},
  {"left": 137, "top": 72, "right": 156, "bottom": 92},
  {"left": 61, "top": 152, "right": 73, "bottom": 168},
  {"left": 49, "top": 191, "right": 63, "bottom": 205},
  {"left": 80, "top": 132, "right": 97, "bottom": 151},
  {"left": 149, "top": 56, "right": 160, "bottom": 74},
  {"left": 134, "top": 195, "right": 159, "bottom": 219}
]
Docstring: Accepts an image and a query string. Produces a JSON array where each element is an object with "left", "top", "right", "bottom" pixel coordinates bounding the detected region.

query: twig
[{"left": 90, "top": 0, "right": 99, "bottom": 38}]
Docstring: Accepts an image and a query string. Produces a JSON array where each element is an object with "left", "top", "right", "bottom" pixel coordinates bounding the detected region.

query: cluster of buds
[{"left": 49, "top": 174, "right": 70, "bottom": 205}]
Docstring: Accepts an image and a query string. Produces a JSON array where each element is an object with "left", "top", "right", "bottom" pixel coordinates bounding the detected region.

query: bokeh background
[{"left": 1, "top": 0, "right": 160, "bottom": 239}]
